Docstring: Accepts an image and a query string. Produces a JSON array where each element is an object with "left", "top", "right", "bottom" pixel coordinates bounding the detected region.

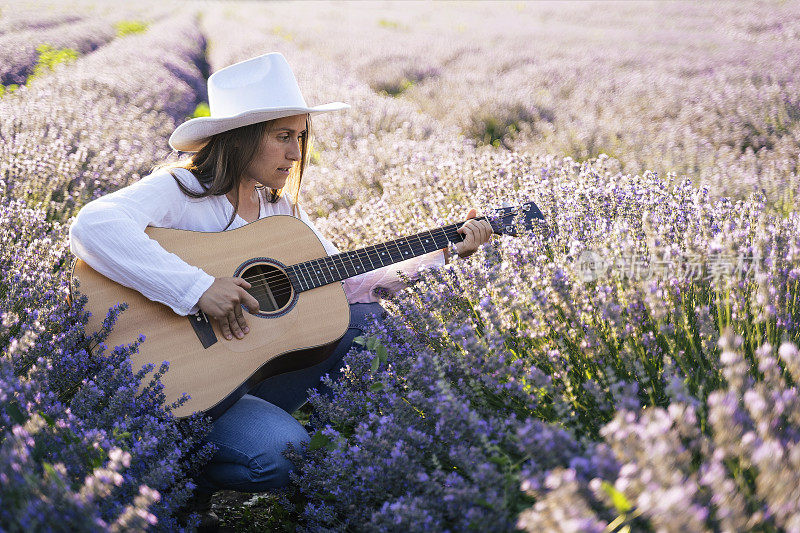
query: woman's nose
[{"left": 287, "top": 140, "right": 301, "bottom": 160}]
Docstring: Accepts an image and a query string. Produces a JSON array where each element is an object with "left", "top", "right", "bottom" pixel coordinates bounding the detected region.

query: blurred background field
[{"left": 2, "top": 1, "right": 800, "bottom": 531}]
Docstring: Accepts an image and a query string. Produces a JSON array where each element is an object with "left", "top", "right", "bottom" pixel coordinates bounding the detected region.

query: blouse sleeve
[
  {"left": 294, "top": 204, "right": 446, "bottom": 303},
  {"left": 69, "top": 171, "right": 215, "bottom": 316}
]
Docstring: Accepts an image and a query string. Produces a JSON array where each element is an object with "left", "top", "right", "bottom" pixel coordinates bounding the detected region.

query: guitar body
[{"left": 71, "top": 215, "right": 350, "bottom": 419}]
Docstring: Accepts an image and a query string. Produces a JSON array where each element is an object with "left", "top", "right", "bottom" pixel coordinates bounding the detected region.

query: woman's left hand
[{"left": 454, "top": 208, "right": 493, "bottom": 258}]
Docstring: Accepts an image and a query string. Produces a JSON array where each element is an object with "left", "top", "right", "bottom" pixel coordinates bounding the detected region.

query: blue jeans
[{"left": 195, "top": 302, "right": 385, "bottom": 493}]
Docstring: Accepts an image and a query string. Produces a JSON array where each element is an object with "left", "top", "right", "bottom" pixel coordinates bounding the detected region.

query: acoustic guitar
[{"left": 70, "top": 202, "right": 545, "bottom": 419}]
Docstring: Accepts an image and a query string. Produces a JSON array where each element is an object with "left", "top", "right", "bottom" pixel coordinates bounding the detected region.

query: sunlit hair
[{"left": 153, "top": 114, "right": 311, "bottom": 230}]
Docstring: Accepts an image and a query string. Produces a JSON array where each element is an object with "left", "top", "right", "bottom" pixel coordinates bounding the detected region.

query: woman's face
[{"left": 243, "top": 113, "right": 308, "bottom": 189}]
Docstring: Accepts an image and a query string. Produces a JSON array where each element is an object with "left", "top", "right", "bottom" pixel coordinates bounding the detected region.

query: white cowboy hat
[{"left": 169, "top": 52, "right": 350, "bottom": 152}]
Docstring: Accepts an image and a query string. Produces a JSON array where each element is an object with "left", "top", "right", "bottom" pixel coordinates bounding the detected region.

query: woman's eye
[{"left": 278, "top": 133, "right": 305, "bottom": 142}]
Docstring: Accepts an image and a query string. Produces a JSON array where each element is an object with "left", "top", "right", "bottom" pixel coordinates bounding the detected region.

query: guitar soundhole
[{"left": 239, "top": 262, "right": 293, "bottom": 315}]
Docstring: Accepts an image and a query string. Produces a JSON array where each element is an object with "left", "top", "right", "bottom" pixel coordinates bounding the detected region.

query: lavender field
[{"left": 2, "top": 0, "right": 800, "bottom": 531}]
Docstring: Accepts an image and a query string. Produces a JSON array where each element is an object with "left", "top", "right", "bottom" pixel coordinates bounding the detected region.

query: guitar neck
[{"left": 286, "top": 220, "right": 473, "bottom": 293}]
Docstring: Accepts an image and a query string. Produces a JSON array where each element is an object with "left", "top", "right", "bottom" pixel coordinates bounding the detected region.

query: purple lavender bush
[
  {"left": 519, "top": 332, "right": 800, "bottom": 532},
  {"left": 290, "top": 268, "right": 621, "bottom": 530},
  {"left": 0, "top": 9, "right": 218, "bottom": 529},
  {"left": 0, "top": 173, "right": 213, "bottom": 530}
]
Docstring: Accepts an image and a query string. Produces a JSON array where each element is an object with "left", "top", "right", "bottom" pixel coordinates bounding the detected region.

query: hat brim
[{"left": 168, "top": 102, "right": 350, "bottom": 152}]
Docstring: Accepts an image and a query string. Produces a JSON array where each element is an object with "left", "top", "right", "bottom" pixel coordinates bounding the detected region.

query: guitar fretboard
[{"left": 285, "top": 221, "right": 471, "bottom": 293}]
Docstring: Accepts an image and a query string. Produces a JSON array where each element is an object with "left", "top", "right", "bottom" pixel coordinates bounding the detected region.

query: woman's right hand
[{"left": 197, "top": 277, "right": 260, "bottom": 340}]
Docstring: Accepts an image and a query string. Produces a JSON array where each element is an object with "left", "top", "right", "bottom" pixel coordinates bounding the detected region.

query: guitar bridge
[{"left": 188, "top": 311, "right": 217, "bottom": 349}]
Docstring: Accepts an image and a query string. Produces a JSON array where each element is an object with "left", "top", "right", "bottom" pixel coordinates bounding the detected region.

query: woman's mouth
[{"left": 277, "top": 167, "right": 290, "bottom": 173}]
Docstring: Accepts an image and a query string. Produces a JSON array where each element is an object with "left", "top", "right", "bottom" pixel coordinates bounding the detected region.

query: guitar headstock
[{"left": 487, "top": 201, "right": 546, "bottom": 236}]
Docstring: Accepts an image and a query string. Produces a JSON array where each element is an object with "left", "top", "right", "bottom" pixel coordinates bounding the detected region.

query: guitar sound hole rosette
[{"left": 234, "top": 258, "right": 296, "bottom": 318}]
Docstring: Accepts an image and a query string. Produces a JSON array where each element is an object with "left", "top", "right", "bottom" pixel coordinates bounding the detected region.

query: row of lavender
[
  {"left": 199, "top": 4, "right": 800, "bottom": 531},
  {"left": 1, "top": 6, "right": 214, "bottom": 530},
  {"left": 0, "top": 1, "right": 84, "bottom": 36},
  {"left": 0, "top": 2, "right": 174, "bottom": 87},
  {"left": 248, "top": 1, "right": 800, "bottom": 212},
  {"left": 0, "top": 4, "right": 205, "bottom": 222}
]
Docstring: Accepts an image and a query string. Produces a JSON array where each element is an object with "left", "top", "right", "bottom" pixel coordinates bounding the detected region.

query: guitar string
[
  {"left": 238, "top": 226, "right": 464, "bottom": 291},
  {"left": 235, "top": 213, "right": 529, "bottom": 298},
  {"left": 236, "top": 219, "right": 503, "bottom": 297},
  {"left": 240, "top": 235, "right": 450, "bottom": 295},
  {"left": 240, "top": 236, "right": 448, "bottom": 287},
  {"left": 240, "top": 231, "right": 456, "bottom": 290},
  {"left": 238, "top": 221, "right": 476, "bottom": 303}
]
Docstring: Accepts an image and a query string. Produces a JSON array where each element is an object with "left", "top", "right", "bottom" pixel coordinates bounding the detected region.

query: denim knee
[
  {"left": 249, "top": 422, "right": 309, "bottom": 489},
  {"left": 200, "top": 395, "right": 311, "bottom": 492}
]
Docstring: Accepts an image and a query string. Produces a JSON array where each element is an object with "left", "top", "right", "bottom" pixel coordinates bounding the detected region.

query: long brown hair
[{"left": 155, "top": 114, "right": 312, "bottom": 230}]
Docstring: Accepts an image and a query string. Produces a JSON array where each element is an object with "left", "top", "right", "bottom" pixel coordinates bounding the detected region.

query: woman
[{"left": 69, "top": 52, "right": 492, "bottom": 527}]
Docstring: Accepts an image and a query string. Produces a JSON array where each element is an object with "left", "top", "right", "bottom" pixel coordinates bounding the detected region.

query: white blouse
[{"left": 69, "top": 167, "right": 445, "bottom": 316}]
